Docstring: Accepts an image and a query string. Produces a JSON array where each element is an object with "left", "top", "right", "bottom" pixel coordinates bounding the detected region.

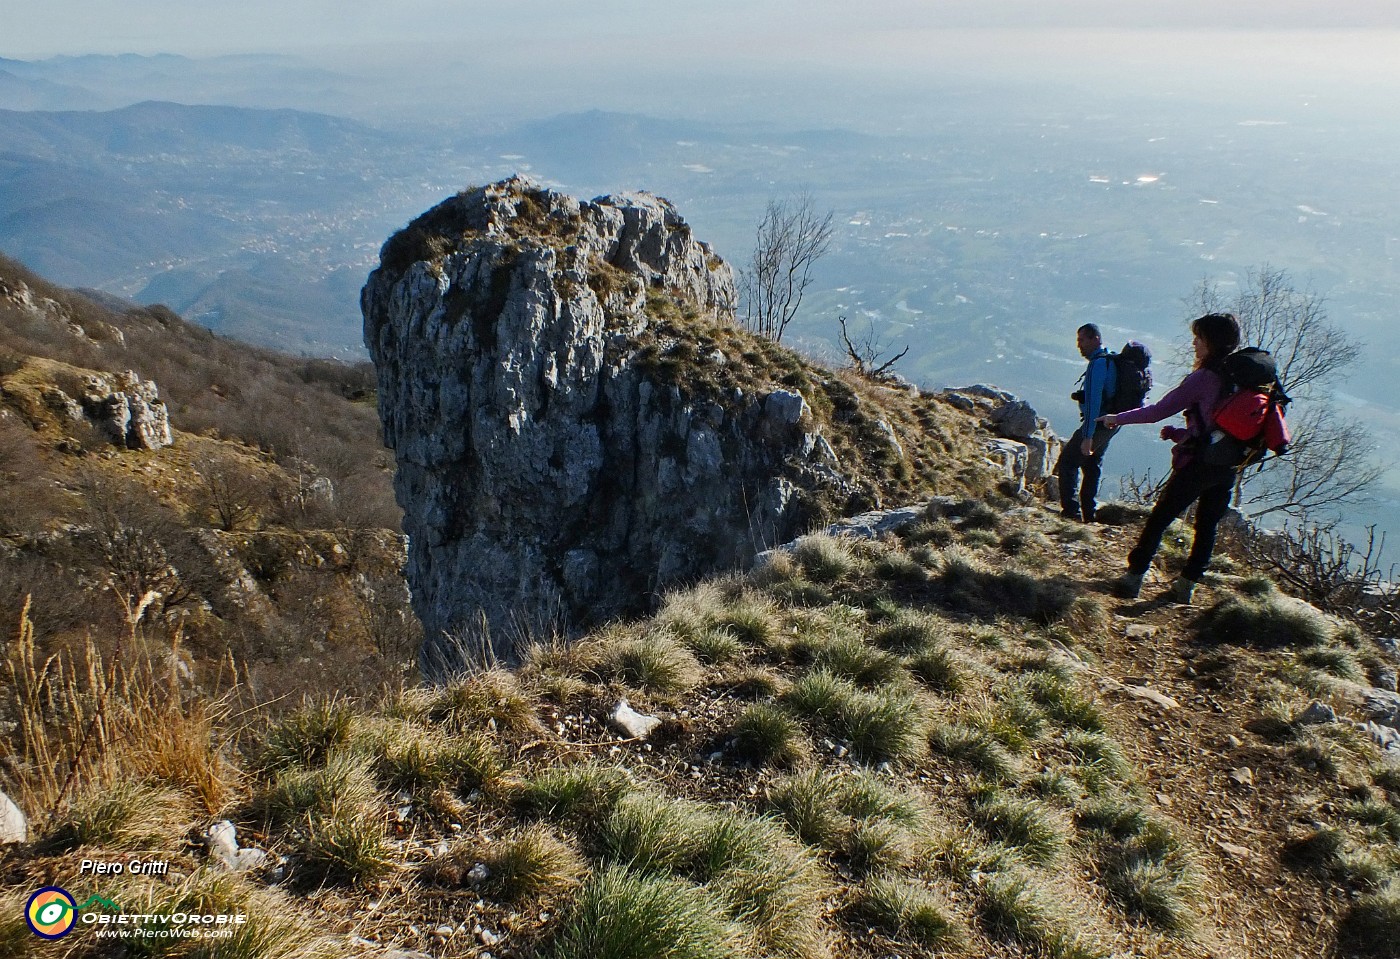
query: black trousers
[
  {"left": 1127, "top": 459, "right": 1236, "bottom": 581},
  {"left": 1056, "top": 425, "right": 1116, "bottom": 521}
]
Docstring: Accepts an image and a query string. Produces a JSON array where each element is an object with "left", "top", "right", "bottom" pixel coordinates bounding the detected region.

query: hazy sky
[{"left": 6, "top": 0, "right": 1400, "bottom": 59}]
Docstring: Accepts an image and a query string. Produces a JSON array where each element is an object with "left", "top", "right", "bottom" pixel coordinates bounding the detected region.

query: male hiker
[{"left": 1056, "top": 323, "right": 1117, "bottom": 523}]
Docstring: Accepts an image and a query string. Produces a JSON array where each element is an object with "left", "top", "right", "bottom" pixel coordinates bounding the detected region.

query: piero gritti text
[{"left": 79, "top": 859, "right": 170, "bottom": 876}]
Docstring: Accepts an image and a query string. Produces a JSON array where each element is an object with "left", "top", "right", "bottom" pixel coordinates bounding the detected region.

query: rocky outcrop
[
  {"left": 81, "top": 370, "right": 173, "bottom": 450},
  {"left": 364, "top": 178, "right": 974, "bottom": 676},
  {"left": 940, "top": 385, "right": 1060, "bottom": 493}
]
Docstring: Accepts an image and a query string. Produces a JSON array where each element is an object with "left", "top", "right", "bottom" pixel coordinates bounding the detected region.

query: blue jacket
[{"left": 1079, "top": 347, "right": 1116, "bottom": 440}]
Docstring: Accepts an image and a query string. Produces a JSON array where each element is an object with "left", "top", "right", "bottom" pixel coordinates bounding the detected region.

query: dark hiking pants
[
  {"left": 1055, "top": 425, "right": 1116, "bottom": 522},
  {"left": 1127, "top": 459, "right": 1236, "bottom": 581}
]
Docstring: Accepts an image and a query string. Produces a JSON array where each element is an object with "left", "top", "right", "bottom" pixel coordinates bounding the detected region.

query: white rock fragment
[
  {"left": 0, "top": 790, "right": 26, "bottom": 845},
  {"left": 609, "top": 700, "right": 661, "bottom": 739}
]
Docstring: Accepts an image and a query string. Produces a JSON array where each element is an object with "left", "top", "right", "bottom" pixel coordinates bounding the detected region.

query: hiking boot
[
  {"left": 1166, "top": 577, "right": 1197, "bottom": 605},
  {"left": 1114, "top": 571, "right": 1144, "bottom": 599}
]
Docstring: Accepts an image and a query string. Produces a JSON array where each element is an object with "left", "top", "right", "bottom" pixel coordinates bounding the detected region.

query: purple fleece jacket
[{"left": 1112, "top": 367, "right": 1227, "bottom": 467}]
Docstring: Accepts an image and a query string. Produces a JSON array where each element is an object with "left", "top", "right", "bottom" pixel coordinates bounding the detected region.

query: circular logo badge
[{"left": 26, "top": 887, "right": 78, "bottom": 939}]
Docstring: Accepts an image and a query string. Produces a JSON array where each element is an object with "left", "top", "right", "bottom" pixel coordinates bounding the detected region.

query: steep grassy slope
[{"left": 4, "top": 496, "right": 1399, "bottom": 959}]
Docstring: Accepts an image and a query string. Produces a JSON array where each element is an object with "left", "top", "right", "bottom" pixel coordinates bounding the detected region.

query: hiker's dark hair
[
  {"left": 1078, "top": 323, "right": 1102, "bottom": 339},
  {"left": 1191, "top": 312, "right": 1242, "bottom": 369}
]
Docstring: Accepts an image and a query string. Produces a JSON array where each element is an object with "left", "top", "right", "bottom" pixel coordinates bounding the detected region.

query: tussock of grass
[
  {"left": 931, "top": 827, "right": 1022, "bottom": 881},
  {"left": 425, "top": 668, "right": 543, "bottom": 735},
  {"left": 1023, "top": 672, "right": 1104, "bottom": 732},
  {"left": 715, "top": 666, "right": 785, "bottom": 699},
  {"left": 658, "top": 582, "right": 777, "bottom": 664},
  {"left": 255, "top": 697, "right": 358, "bottom": 774},
  {"left": 1077, "top": 795, "right": 1199, "bottom": 930},
  {"left": 730, "top": 703, "right": 810, "bottom": 768},
  {"left": 43, "top": 779, "right": 189, "bottom": 853},
  {"left": 469, "top": 825, "right": 587, "bottom": 901},
  {"left": 781, "top": 670, "right": 925, "bottom": 763},
  {"left": 1282, "top": 826, "right": 1347, "bottom": 871},
  {"left": 837, "top": 770, "right": 927, "bottom": 826},
  {"left": 929, "top": 721, "right": 1020, "bottom": 782},
  {"left": 1062, "top": 730, "right": 1134, "bottom": 786},
  {"left": 714, "top": 596, "right": 783, "bottom": 648},
  {"left": 980, "top": 872, "right": 1102, "bottom": 959},
  {"left": 0, "top": 900, "right": 31, "bottom": 959},
  {"left": 541, "top": 866, "right": 743, "bottom": 959},
  {"left": 516, "top": 762, "right": 634, "bottom": 826},
  {"left": 588, "top": 627, "right": 703, "bottom": 694},
  {"left": 906, "top": 644, "right": 967, "bottom": 694},
  {"left": 1371, "top": 761, "right": 1400, "bottom": 794},
  {"left": 768, "top": 770, "right": 846, "bottom": 848},
  {"left": 767, "top": 769, "right": 927, "bottom": 864},
  {"left": 872, "top": 610, "right": 947, "bottom": 654},
  {"left": 971, "top": 794, "right": 1067, "bottom": 865},
  {"left": 965, "top": 693, "right": 1045, "bottom": 755},
  {"left": 1027, "top": 769, "right": 1084, "bottom": 803},
  {"left": 1298, "top": 645, "right": 1364, "bottom": 682},
  {"left": 597, "top": 792, "right": 829, "bottom": 958},
  {"left": 251, "top": 750, "right": 380, "bottom": 828},
  {"left": 872, "top": 549, "right": 928, "bottom": 583},
  {"left": 930, "top": 547, "right": 1077, "bottom": 625},
  {"left": 710, "top": 853, "right": 828, "bottom": 959},
  {"left": 603, "top": 792, "right": 713, "bottom": 874},
  {"left": 1076, "top": 795, "right": 1151, "bottom": 839},
  {"left": 1288, "top": 731, "right": 1351, "bottom": 779},
  {"left": 1348, "top": 799, "right": 1400, "bottom": 843},
  {"left": 1196, "top": 594, "right": 1334, "bottom": 649},
  {"left": 1338, "top": 880, "right": 1400, "bottom": 958},
  {"left": 357, "top": 720, "right": 503, "bottom": 795},
  {"left": 295, "top": 801, "right": 394, "bottom": 887},
  {"left": 1103, "top": 858, "right": 1199, "bottom": 932},
  {"left": 788, "top": 632, "right": 905, "bottom": 688},
  {"left": 106, "top": 871, "right": 330, "bottom": 959},
  {"left": 843, "top": 819, "right": 915, "bottom": 874},
  {"left": 792, "top": 534, "right": 862, "bottom": 583},
  {"left": 686, "top": 629, "right": 747, "bottom": 665},
  {"left": 852, "top": 873, "right": 966, "bottom": 950},
  {"left": 1237, "top": 574, "right": 1277, "bottom": 598}
]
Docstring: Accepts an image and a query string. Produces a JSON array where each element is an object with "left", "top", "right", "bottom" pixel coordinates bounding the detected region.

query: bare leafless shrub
[
  {"left": 69, "top": 471, "right": 224, "bottom": 617},
  {"left": 1236, "top": 521, "right": 1395, "bottom": 628},
  {"left": 0, "top": 413, "right": 70, "bottom": 537},
  {"left": 192, "top": 451, "right": 271, "bottom": 532},
  {"left": 741, "top": 194, "right": 834, "bottom": 343},
  {"left": 352, "top": 572, "right": 421, "bottom": 661}
]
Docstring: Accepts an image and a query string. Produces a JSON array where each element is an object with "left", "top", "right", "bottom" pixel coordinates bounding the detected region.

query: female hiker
[{"left": 1098, "top": 312, "right": 1242, "bottom": 603}]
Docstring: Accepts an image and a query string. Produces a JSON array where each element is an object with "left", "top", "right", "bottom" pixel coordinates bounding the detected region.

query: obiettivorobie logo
[
  {"left": 24, "top": 887, "right": 246, "bottom": 941},
  {"left": 25, "top": 887, "right": 90, "bottom": 939}
]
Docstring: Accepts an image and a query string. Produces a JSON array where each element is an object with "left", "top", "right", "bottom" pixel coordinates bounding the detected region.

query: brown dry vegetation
[{"left": 0, "top": 254, "right": 414, "bottom": 703}]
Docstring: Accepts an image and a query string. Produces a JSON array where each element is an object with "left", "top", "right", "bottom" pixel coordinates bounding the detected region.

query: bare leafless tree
[
  {"left": 1189, "top": 266, "right": 1380, "bottom": 522},
  {"left": 740, "top": 194, "right": 834, "bottom": 343},
  {"left": 837, "top": 314, "right": 909, "bottom": 378}
]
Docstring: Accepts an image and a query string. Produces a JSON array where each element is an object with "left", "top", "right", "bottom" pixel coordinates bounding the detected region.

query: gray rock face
[
  {"left": 364, "top": 178, "right": 876, "bottom": 675},
  {"left": 81, "top": 370, "right": 173, "bottom": 450},
  {"left": 940, "top": 386, "right": 1060, "bottom": 490}
]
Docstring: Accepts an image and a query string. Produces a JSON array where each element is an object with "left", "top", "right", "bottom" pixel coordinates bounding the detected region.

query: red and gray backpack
[{"left": 1200, "top": 347, "right": 1292, "bottom": 469}]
